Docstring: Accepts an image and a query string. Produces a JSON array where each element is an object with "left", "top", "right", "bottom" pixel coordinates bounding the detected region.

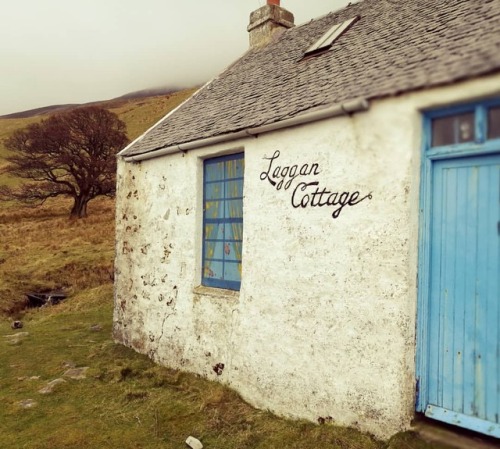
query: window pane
[
  {"left": 225, "top": 223, "right": 243, "bottom": 242},
  {"left": 431, "top": 113, "right": 474, "bottom": 147},
  {"left": 205, "top": 182, "right": 224, "bottom": 200},
  {"left": 225, "top": 199, "right": 243, "bottom": 218},
  {"left": 225, "top": 157, "right": 244, "bottom": 179},
  {"left": 205, "top": 201, "right": 224, "bottom": 219},
  {"left": 203, "top": 261, "right": 223, "bottom": 280},
  {"left": 224, "top": 261, "right": 242, "bottom": 282},
  {"left": 204, "top": 241, "right": 223, "bottom": 261},
  {"left": 221, "top": 241, "right": 242, "bottom": 262},
  {"left": 204, "top": 223, "right": 223, "bottom": 240},
  {"left": 226, "top": 180, "right": 243, "bottom": 198},
  {"left": 488, "top": 107, "right": 500, "bottom": 139},
  {"left": 205, "top": 161, "right": 225, "bottom": 181}
]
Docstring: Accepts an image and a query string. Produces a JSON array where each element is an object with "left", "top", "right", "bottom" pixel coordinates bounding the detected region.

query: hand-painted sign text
[{"left": 260, "top": 150, "right": 372, "bottom": 219}]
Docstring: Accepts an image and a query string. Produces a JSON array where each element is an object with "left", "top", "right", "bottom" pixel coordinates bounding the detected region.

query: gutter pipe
[{"left": 122, "top": 97, "right": 369, "bottom": 163}]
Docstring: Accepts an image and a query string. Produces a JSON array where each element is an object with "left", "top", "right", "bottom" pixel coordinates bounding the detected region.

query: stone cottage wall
[{"left": 113, "top": 74, "right": 500, "bottom": 438}]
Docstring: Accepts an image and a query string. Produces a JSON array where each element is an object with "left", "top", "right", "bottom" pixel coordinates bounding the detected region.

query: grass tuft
[{"left": 0, "top": 197, "right": 114, "bottom": 316}]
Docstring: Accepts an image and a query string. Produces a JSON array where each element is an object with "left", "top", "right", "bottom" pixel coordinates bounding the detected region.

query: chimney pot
[{"left": 268, "top": 0, "right": 280, "bottom": 5}]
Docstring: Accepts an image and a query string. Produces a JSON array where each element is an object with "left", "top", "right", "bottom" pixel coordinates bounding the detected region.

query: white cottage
[{"left": 114, "top": 0, "right": 500, "bottom": 439}]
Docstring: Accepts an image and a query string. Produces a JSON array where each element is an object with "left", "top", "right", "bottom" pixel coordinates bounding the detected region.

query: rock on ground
[
  {"left": 38, "top": 378, "right": 66, "bottom": 394},
  {"left": 185, "top": 436, "right": 203, "bottom": 449},
  {"left": 17, "top": 399, "right": 37, "bottom": 409},
  {"left": 63, "top": 367, "right": 89, "bottom": 380}
]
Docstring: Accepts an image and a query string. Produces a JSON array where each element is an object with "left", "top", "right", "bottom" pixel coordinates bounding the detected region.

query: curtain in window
[{"left": 203, "top": 154, "right": 244, "bottom": 290}]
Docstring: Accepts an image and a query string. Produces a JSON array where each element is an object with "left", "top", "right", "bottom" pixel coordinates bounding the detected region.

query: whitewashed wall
[{"left": 113, "top": 74, "right": 500, "bottom": 438}]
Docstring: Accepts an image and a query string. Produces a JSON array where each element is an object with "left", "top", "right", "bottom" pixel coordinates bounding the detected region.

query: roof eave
[{"left": 122, "top": 97, "right": 370, "bottom": 163}]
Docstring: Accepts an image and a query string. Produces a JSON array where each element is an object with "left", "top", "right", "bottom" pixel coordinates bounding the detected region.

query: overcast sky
[{"left": 0, "top": 1, "right": 350, "bottom": 116}]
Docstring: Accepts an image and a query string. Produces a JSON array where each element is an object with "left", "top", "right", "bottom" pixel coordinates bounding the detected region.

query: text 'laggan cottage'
[{"left": 114, "top": 0, "right": 500, "bottom": 439}]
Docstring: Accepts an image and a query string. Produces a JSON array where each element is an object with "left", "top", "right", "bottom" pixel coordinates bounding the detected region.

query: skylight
[{"left": 304, "top": 16, "right": 359, "bottom": 56}]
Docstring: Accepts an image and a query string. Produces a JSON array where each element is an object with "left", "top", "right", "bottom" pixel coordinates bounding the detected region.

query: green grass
[
  {"left": 0, "top": 284, "right": 442, "bottom": 449},
  {"left": 0, "top": 198, "right": 115, "bottom": 316}
]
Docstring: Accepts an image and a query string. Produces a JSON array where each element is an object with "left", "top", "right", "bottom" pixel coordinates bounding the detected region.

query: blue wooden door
[{"left": 423, "top": 153, "right": 500, "bottom": 436}]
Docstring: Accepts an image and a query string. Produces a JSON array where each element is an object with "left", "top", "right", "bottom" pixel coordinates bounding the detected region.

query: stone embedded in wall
[
  {"left": 126, "top": 190, "right": 139, "bottom": 200},
  {"left": 160, "top": 244, "right": 173, "bottom": 263},
  {"left": 166, "top": 286, "right": 178, "bottom": 307},
  {"left": 318, "top": 416, "right": 334, "bottom": 425},
  {"left": 212, "top": 363, "right": 225, "bottom": 376}
]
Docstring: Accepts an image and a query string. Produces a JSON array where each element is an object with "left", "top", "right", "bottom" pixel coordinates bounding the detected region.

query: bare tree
[{"left": 0, "top": 106, "right": 129, "bottom": 218}]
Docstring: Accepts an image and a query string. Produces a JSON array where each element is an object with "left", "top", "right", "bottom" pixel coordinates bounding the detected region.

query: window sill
[{"left": 193, "top": 285, "right": 239, "bottom": 300}]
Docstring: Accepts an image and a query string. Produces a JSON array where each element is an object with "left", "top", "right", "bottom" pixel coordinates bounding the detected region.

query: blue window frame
[
  {"left": 202, "top": 153, "right": 244, "bottom": 290},
  {"left": 423, "top": 98, "right": 500, "bottom": 158}
]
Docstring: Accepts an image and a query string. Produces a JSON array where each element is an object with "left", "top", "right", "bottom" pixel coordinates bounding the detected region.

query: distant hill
[
  {"left": 0, "top": 86, "right": 198, "bottom": 185},
  {"left": 0, "top": 86, "right": 187, "bottom": 120},
  {"left": 1, "top": 104, "right": 80, "bottom": 120},
  {"left": 114, "top": 86, "right": 183, "bottom": 101}
]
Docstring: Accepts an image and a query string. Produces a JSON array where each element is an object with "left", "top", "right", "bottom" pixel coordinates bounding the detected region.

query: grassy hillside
[
  {"left": 0, "top": 88, "right": 196, "bottom": 189},
  {"left": 0, "top": 116, "right": 42, "bottom": 159},
  {"left": 0, "top": 116, "right": 42, "bottom": 186},
  {"left": 0, "top": 198, "right": 114, "bottom": 316},
  {"left": 0, "top": 88, "right": 196, "bottom": 178},
  {"left": 106, "top": 88, "right": 197, "bottom": 142},
  {"left": 0, "top": 87, "right": 197, "bottom": 314}
]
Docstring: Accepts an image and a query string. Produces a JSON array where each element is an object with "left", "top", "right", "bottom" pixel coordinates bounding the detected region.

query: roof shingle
[{"left": 122, "top": 0, "right": 500, "bottom": 157}]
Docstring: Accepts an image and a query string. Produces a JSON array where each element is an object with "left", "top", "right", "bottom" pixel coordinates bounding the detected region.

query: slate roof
[{"left": 122, "top": 0, "right": 500, "bottom": 158}]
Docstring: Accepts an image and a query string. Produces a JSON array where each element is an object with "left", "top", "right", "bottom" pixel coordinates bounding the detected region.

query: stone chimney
[{"left": 247, "top": 0, "right": 295, "bottom": 48}]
